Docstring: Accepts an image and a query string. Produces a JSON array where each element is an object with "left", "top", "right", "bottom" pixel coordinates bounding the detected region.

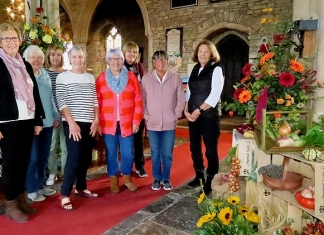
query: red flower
[
  {"left": 242, "top": 63, "right": 252, "bottom": 76},
  {"left": 233, "top": 88, "right": 244, "bottom": 100},
  {"left": 273, "top": 33, "right": 285, "bottom": 44},
  {"left": 36, "top": 7, "right": 44, "bottom": 14},
  {"left": 259, "top": 43, "right": 270, "bottom": 54},
  {"left": 279, "top": 72, "right": 295, "bottom": 87},
  {"left": 229, "top": 110, "right": 234, "bottom": 116}
]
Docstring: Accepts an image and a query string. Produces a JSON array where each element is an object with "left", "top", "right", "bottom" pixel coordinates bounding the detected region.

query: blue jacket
[{"left": 35, "top": 68, "right": 59, "bottom": 127}]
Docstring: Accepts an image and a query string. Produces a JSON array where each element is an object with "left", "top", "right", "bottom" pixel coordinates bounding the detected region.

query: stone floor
[{"left": 102, "top": 160, "right": 247, "bottom": 235}]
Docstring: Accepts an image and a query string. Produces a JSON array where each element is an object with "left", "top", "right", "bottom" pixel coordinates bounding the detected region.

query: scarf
[
  {"left": 106, "top": 66, "right": 129, "bottom": 94},
  {"left": 0, "top": 48, "right": 35, "bottom": 114}
]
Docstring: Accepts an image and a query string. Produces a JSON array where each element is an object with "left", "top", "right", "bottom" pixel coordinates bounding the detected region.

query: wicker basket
[{"left": 262, "top": 156, "right": 303, "bottom": 192}]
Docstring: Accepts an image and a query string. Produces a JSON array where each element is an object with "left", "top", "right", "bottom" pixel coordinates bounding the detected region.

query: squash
[
  {"left": 295, "top": 190, "right": 315, "bottom": 209},
  {"left": 302, "top": 148, "right": 321, "bottom": 161}
]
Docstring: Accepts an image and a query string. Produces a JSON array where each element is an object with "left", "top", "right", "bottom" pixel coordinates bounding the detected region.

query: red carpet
[{"left": 0, "top": 131, "right": 232, "bottom": 235}]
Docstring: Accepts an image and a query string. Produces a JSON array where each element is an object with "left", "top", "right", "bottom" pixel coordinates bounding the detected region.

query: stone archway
[{"left": 59, "top": 0, "right": 152, "bottom": 66}]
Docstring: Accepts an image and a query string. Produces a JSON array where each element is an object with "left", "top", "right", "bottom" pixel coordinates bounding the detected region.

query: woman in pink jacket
[{"left": 141, "top": 50, "right": 185, "bottom": 191}]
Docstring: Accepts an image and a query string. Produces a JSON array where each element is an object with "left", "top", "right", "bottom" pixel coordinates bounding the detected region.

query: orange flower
[
  {"left": 254, "top": 95, "right": 259, "bottom": 101},
  {"left": 268, "top": 70, "right": 276, "bottom": 75},
  {"left": 290, "top": 58, "right": 305, "bottom": 72},
  {"left": 277, "top": 99, "right": 284, "bottom": 104},
  {"left": 42, "top": 25, "right": 51, "bottom": 34},
  {"left": 238, "top": 90, "right": 252, "bottom": 103},
  {"left": 285, "top": 94, "right": 291, "bottom": 99},
  {"left": 286, "top": 100, "right": 292, "bottom": 106},
  {"left": 241, "top": 75, "right": 249, "bottom": 83},
  {"left": 260, "top": 52, "right": 275, "bottom": 65},
  {"left": 30, "top": 16, "right": 40, "bottom": 24}
]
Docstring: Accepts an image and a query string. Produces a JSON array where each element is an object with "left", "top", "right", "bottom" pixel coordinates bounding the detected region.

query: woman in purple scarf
[{"left": 0, "top": 22, "right": 45, "bottom": 222}]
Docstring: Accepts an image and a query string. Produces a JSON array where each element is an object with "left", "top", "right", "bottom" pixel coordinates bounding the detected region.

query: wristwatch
[{"left": 198, "top": 107, "right": 204, "bottom": 113}]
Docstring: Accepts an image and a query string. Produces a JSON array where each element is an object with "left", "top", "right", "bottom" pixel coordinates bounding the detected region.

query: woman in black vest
[{"left": 184, "top": 39, "right": 224, "bottom": 194}]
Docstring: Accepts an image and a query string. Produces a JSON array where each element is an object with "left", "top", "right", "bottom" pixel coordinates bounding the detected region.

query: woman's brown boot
[
  {"left": 5, "top": 199, "right": 29, "bottom": 222},
  {"left": 123, "top": 175, "right": 137, "bottom": 191},
  {"left": 17, "top": 194, "right": 36, "bottom": 214},
  {"left": 110, "top": 176, "right": 120, "bottom": 193}
]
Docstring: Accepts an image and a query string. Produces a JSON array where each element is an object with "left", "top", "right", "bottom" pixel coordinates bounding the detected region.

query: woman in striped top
[
  {"left": 96, "top": 48, "right": 143, "bottom": 193},
  {"left": 56, "top": 45, "right": 99, "bottom": 210},
  {"left": 44, "top": 45, "right": 67, "bottom": 186}
]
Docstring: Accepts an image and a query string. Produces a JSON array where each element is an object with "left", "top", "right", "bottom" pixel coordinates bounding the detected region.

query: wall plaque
[{"left": 171, "top": 0, "right": 197, "bottom": 9}]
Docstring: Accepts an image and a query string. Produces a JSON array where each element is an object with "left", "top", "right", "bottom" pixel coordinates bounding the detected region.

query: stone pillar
[
  {"left": 146, "top": 33, "right": 153, "bottom": 71},
  {"left": 42, "top": 0, "right": 60, "bottom": 27}
]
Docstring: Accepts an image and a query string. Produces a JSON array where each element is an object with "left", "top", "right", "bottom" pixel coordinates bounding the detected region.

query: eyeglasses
[
  {"left": 108, "top": 58, "right": 123, "bottom": 62},
  {"left": 1, "top": 37, "right": 19, "bottom": 42}
]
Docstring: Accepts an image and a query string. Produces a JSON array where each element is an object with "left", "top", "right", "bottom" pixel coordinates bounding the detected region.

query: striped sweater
[
  {"left": 96, "top": 70, "right": 143, "bottom": 137},
  {"left": 45, "top": 69, "right": 61, "bottom": 111},
  {"left": 56, "top": 71, "right": 98, "bottom": 123}
]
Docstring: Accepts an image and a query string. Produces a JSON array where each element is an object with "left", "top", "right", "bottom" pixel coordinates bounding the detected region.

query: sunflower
[
  {"left": 197, "top": 193, "right": 205, "bottom": 204},
  {"left": 238, "top": 205, "right": 250, "bottom": 215},
  {"left": 238, "top": 90, "right": 252, "bottom": 103},
  {"left": 218, "top": 207, "right": 233, "bottom": 225},
  {"left": 244, "top": 211, "right": 260, "bottom": 223},
  {"left": 197, "top": 212, "right": 216, "bottom": 228},
  {"left": 227, "top": 196, "right": 240, "bottom": 205}
]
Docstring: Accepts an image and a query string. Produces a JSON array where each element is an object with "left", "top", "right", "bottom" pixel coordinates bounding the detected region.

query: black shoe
[
  {"left": 136, "top": 168, "right": 148, "bottom": 178},
  {"left": 188, "top": 177, "right": 205, "bottom": 188},
  {"left": 202, "top": 176, "right": 213, "bottom": 195}
]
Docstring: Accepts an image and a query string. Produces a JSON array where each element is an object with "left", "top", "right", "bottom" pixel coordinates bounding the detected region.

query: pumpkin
[
  {"left": 302, "top": 148, "right": 321, "bottom": 161},
  {"left": 295, "top": 190, "right": 315, "bottom": 209}
]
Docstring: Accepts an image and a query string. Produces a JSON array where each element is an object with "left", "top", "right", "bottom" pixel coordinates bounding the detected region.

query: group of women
[{"left": 0, "top": 21, "right": 224, "bottom": 222}]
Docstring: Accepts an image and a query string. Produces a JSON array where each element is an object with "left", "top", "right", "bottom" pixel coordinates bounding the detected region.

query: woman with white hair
[
  {"left": 96, "top": 48, "right": 143, "bottom": 193},
  {"left": 56, "top": 44, "right": 99, "bottom": 210},
  {"left": 23, "top": 45, "right": 60, "bottom": 202}
]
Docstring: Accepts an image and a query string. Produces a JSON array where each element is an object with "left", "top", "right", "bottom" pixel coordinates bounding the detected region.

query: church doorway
[{"left": 216, "top": 34, "right": 249, "bottom": 104}]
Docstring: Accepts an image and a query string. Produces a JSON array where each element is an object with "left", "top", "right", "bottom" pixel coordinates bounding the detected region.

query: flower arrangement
[
  {"left": 168, "top": 51, "right": 182, "bottom": 72},
  {"left": 195, "top": 194, "right": 260, "bottom": 235},
  {"left": 224, "top": 8, "right": 323, "bottom": 126},
  {"left": 19, "top": 7, "right": 64, "bottom": 54}
]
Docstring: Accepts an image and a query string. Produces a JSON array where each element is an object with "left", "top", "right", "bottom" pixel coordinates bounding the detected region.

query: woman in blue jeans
[
  {"left": 141, "top": 50, "right": 185, "bottom": 190},
  {"left": 23, "top": 45, "right": 60, "bottom": 202}
]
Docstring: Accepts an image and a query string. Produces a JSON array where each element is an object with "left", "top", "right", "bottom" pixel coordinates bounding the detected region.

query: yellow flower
[
  {"left": 227, "top": 196, "right": 240, "bottom": 205},
  {"left": 268, "top": 69, "right": 276, "bottom": 75},
  {"left": 285, "top": 94, "right": 291, "bottom": 99},
  {"left": 262, "top": 7, "right": 273, "bottom": 12},
  {"left": 24, "top": 24, "right": 30, "bottom": 30},
  {"left": 29, "top": 30, "right": 38, "bottom": 40},
  {"left": 49, "top": 29, "right": 56, "bottom": 36},
  {"left": 197, "top": 212, "right": 216, "bottom": 228},
  {"left": 218, "top": 207, "right": 233, "bottom": 225},
  {"left": 238, "top": 206, "right": 250, "bottom": 214},
  {"left": 197, "top": 193, "right": 205, "bottom": 204},
  {"left": 244, "top": 211, "right": 260, "bottom": 223},
  {"left": 260, "top": 18, "right": 267, "bottom": 24},
  {"left": 42, "top": 34, "right": 53, "bottom": 44},
  {"left": 277, "top": 99, "right": 284, "bottom": 104},
  {"left": 291, "top": 97, "right": 295, "bottom": 104}
]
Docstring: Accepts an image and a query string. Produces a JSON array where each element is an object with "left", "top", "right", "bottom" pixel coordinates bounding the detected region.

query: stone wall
[{"left": 143, "top": 0, "right": 293, "bottom": 77}]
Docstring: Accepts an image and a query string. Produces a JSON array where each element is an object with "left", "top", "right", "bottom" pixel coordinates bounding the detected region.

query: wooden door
[{"left": 216, "top": 35, "right": 249, "bottom": 104}]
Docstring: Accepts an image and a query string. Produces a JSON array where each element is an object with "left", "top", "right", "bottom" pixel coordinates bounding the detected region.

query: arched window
[{"left": 106, "top": 27, "right": 121, "bottom": 50}]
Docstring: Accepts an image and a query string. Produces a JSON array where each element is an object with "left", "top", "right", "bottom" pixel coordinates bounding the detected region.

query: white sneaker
[
  {"left": 46, "top": 174, "right": 57, "bottom": 186},
  {"left": 38, "top": 188, "right": 56, "bottom": 196},
  {"left": 28, "top": 192, "right": 46, "bottom": 202}
]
